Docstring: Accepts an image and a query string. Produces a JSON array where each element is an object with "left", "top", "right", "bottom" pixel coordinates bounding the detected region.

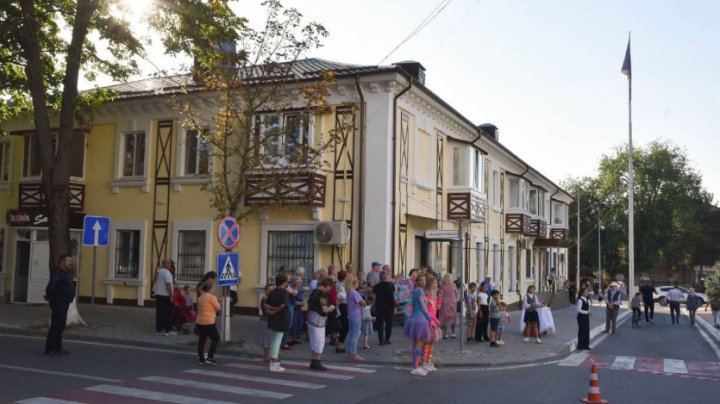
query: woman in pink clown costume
[
  {"left": 403, "top": 274, "right": 433, "bottom": 376},
  {"left": 422, "top": 276, "right": 440, "bottom": 373}
]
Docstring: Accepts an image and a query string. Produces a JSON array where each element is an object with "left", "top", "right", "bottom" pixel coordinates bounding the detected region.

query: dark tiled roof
[{"left": 100, "top": 58, "right": 390, "bottom": 100}]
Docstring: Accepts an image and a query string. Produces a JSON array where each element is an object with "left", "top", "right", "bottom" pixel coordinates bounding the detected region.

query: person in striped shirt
[{"left": 497, "top": 302, "right": 510, "bottom": 345}]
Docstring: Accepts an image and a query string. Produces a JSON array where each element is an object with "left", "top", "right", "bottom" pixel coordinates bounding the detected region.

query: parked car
[{"left": 655, "top": 286, "right": 707, "bottom": 306}]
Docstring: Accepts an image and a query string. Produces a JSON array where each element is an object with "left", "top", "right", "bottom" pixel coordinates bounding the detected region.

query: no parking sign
[{"left": 217, "top": 216, "right": 240, "bottom": 250}]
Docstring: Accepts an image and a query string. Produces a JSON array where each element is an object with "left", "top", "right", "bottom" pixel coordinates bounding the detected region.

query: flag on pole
[{"left": 621, "top": 39, "right": 631, "bottom": 80}]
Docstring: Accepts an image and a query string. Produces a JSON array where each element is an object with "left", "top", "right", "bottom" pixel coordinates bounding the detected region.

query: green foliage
[
  {"left": 0, "top": 0, "right": 145, "bottom": 133},
  {"left": 705, "top": 274, "right": 720, "bottom": 299},
  {"left": 565, "top": 140, "right": 720, "bottom": 282},
  {"left": 164, "top": 0, "right": 337, "bottom": 220}
]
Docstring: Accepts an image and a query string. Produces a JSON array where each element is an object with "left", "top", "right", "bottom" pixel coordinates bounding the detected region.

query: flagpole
[
  {"left": 626, "top": 32, "right": 635, "bottom": 297},
  {"left": 576, "top": 190, "right": 580, "bottom": 294}
]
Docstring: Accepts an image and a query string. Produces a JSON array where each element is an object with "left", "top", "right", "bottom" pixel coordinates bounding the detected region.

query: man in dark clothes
[
  {"left": 45, "top": 255, "right": 76, "bottom": 355},
  {"left": 372, "top": 271, "right": 396, "bottom": 345},
  {"left": 639, "top": 281, "right": 656, "bottom": 324}
]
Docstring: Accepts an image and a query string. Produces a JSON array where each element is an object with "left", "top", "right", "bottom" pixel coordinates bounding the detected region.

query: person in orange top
[{"left": 196, "top": 282, "right": 221, "bottom": 365}]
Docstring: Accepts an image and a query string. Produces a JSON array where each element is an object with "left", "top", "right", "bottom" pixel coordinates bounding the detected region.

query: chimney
[
  {"left": 193, "top": 41, "right": 237, "bottom": 83},
  {"left": 393, "top": 61, "right": 426, "bottom": 85},
  {"left": 478, "top": 123, "right": 499, "bottom": 141}
]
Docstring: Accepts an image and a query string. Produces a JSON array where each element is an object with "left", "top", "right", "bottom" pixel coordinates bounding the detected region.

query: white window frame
[
  {"left": 172, "top": 220, "right": 212, "bottom": 282},
  {"left": 492, "top": 170, "right": 500, "bottom": 210},
  {"left": 475, "top": 240, "right": 484, "bottom": 281},
  {"left": 253, "top": 111, "right": 313, "bottom": 166},
  {"left": 180, "top": 128, "right": 212, "bottom": 177},
  {"left": 105, "top": 220, "right": 147, "bottom": 306},
  {"left": 492, "top": 242, "right": 500, "bottom": 283},
  {"left": 525, "top": 248, "right": 533, "bottom": 280},
  {"left": 0, "top": 140, "right": 12, "bottom": 188},
  {"left": 451, "top": 145, "right": 483, "bottom": 192},
  {"left": 107, "top": 220, "right": 147, "bottom": 281},
  {"left": 508, "top": 177, "right": 529, "bottom": 211},
  {"left": 111, "top": 119, "right": 152, "bottom": 193},
  {"left": 121, "top": 131, "right": 147, "bottom": 178},
  {"left": 472, "top": 149, "right": 483, "bottom": 192},
  {"left": 529, "top": 187, "right": 538, "bottom": 216},
  {"left": 508, "top": 245, "right": 517, "bottom": 292},
  {"left": 21, "top": 133, "right": 86, "bottom": 180},
  {"left": 259, "top": 221, "right": 320, "bottom": 290},
  {"left": 552, "top": 202, "right": 568, "bottom": 227}
]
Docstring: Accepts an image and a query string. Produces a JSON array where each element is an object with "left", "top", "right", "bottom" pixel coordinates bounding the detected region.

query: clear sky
[{"left": 115, "top": 0, "right": 720, "bottom": 201}]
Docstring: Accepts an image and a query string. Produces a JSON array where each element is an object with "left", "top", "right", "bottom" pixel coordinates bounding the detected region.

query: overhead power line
[{"left": 377, "top": 0, "right": 454, "bottom": 66}]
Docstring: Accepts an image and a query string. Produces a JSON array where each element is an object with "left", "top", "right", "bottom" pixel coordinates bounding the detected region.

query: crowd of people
[{"left": 149, "top": 257, "right": 720, "bottom": 375}]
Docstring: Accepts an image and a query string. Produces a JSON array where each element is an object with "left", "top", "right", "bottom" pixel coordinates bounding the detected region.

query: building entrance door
[
  {"left": 12, "top": 240, "right": 31, "bottom": 303},
  {"left": 27, "top": 241, "right": 50, "bottom": 304}
]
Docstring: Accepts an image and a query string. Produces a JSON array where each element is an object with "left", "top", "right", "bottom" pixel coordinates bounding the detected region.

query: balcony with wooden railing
[
  {"left": 530, "top": 219, "right": 548, "bottom": 238},
  {"left": 244, "top": 170, "right": 326, "bottom": 206},
  {"left": 19, "top": 179, "right": 86, "bottom": 212},
  {"left": 447, "top": 191, "right": 486, "bottom": 222},
  {"left": 505, "top": 212, "right": 533, "bottom": 236},
  {"left": 535, "top": 226, "right": 571, "bottom": 248},
  {"left": 550, "top": 228, "right": 569, "bottom": 240}
]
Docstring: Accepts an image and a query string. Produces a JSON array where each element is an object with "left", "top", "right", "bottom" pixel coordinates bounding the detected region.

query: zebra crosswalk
[
  {"left": 16, "top": 359, "right": 376, "bottom": 403},
  {"left": 559, "top": 352, "right": 720, "bottom": 382}
]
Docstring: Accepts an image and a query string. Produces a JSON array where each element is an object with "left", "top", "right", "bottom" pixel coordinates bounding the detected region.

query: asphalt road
[{"left": 2, "top": 308, "right": 719, "bottom": 403}]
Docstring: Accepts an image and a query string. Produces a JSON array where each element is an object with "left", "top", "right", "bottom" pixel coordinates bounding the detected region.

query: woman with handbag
[{"left": 307, "top": 277, "right": 336, "bottom": 370}]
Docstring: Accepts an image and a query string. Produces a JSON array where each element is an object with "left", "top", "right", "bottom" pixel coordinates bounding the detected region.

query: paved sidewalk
[{"left": 0, "top": 302, "right": 626, "bottom": 366}]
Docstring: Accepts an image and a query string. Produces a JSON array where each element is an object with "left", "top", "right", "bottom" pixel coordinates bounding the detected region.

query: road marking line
[
  {"left": 0, "top": 364, "right": 120, "bottom": 383},
  {"left": 183, "top": 369, "right": 325, "bottom": 389},
  {"left": 246, "top": 358, "right": 377, "bottom": 373},
  {"left": 142, "top": 375, "right": 291, "bottom": 399},
  {"left": 16, "top": 398, "right": 84, "bottom": 404},
  {"left": 610, "top": 356, "right": 636, "bottom": 370},
  {"left": 696, "top": 316, "right": 720, "bottom": 361},
  {"left": 663, "top": 359, "right": 688, "bottom": 374},
  {"left": 87, "top": 385, "right": 238, "bottom": 403},
  {"left": 558, "top": 352, "right": 589, "bottom": 367},
  {"left": 225, "top": 363, "right": 354, "bottom": 380},
  {"left": 588, "top": 311, "right": 632, "bottom": 349}
]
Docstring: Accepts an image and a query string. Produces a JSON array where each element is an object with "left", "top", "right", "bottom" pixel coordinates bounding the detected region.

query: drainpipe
[
  {"left": 354, "top": 74, "right": 366, "bottom": 271},
  {"left": 390, "top": 77, "right": 413, "bottom": 273}
]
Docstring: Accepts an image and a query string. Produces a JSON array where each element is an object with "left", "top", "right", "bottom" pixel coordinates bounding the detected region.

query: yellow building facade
[{"left": 0, "top": 59, "right": 571, "bottom": 310}]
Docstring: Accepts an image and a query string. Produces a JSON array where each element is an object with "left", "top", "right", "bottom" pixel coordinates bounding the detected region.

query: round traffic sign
[{"left": 217, "top": 216, "right": 240, "bottom": 250}]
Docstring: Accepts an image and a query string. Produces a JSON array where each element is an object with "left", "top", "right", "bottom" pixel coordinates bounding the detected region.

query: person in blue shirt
[{"left": 481, "top": 275, "right": 494, "bottom": 296}]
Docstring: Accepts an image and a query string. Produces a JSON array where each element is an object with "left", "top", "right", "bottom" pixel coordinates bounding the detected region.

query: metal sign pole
[{"left": 91, "top": 246, "right": 97, "bottom": 304}]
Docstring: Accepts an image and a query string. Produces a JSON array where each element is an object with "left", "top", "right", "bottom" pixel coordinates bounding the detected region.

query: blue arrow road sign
[
  {"left": 82, "top": 216, "right": 110, "bottom": 246},
  {"left": 217, "top": 252, "right": 239, "bottom": 287}
]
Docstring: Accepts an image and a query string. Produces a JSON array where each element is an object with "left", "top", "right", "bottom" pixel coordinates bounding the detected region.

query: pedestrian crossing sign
[{"left": 216, "top": 252, "right": 239, "bottom": 286}]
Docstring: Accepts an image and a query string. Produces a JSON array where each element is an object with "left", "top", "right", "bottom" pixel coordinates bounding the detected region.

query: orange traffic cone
[{"left": 581, "top": 362, "right": 608, "bottom": 403}]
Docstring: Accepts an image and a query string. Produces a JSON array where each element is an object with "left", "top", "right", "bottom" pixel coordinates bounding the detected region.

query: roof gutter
[{"left": 391, "top": 76, "right": 413, "bottom": 274}]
